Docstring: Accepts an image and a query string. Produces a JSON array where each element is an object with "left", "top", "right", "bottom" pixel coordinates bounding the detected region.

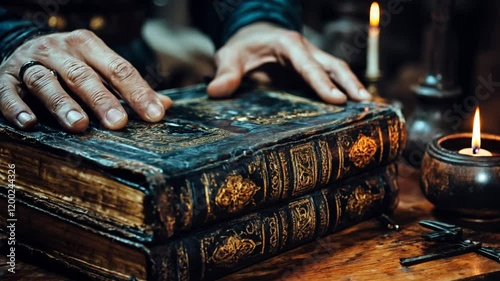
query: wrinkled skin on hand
[
  {"left": 208, "top": 23, "right": 371, "bottom": 104},
  {"left": 0, "top": 29, "right": 171, "bottom": 132},
  {"left": 0, "top": 24, "right": 369, "bottom": 133}
]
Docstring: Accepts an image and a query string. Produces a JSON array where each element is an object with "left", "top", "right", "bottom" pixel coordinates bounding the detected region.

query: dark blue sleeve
[
  {"left": 0, "top": 7, "right": 54, "bottom": 62},
  {"left": 191, "top": 0, "right": 302, "bottom": 49}
]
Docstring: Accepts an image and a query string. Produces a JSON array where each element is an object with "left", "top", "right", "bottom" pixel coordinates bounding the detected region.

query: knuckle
[
  {"left": 64, "top": 60, "right": 94, "bottom": 88},
  {"left": 336, "top": 59, "right": 350, "bottom": 69},
  {"left": 1, "top": 61, "right": 15, "bottom": 74},
  {"left": 66, "top": 29, "right": 95, "bottom": 45},
  {"left": 300, "top": 61, "right": 318, "bottom": 74},
  {"left": 0, "top": 80, "right": 23, "bottom": 119},
  {"left": 89, "top": 90, "right": 111, "bottom": 108},
  {"left": 129, "top": 87, "right": 150, "bottom": 104},
  {"left": 33, "top": 36, "right": 56, "bottom": 54},
  {"left": 108, "top": 58, "right": 135, "bottom": 82},
  {"left": 213, "top": 48, "right": 228, "bottom": 64},
  {"left": 2, "top": 96, "right": 18, "bottom": 113},
  {"left": 0, "top": 81, "right": 20, "bottom": 115},
  {"left": 47, "top": 93, "right": 70, "bottom": 113},
  {"left": 24, "top": 68, "right": 51, "bottom": 92},
  {"left": 4, "top": 101, "right": 18, "bottom": 115},
  {"left": 279, "top": 30, "right": 303, "bottom": 46},
  {"left": 0, "top": 82, "right": 10, "bottom": 97},
  {"left": 3, "top": 64, "right": 17, "bottom": 76}
]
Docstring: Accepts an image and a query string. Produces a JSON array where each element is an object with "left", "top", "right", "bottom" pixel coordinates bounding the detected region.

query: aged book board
[
  {"left": 0, "top": 165, "right": 398, "bottom": 281},
  {"left": 0, "top": 85, "right": 406, "bottom": 241}
]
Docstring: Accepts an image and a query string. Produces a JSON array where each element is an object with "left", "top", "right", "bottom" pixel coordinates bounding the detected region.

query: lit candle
[
  {"left": 458, "top": 107, "right": 493, "bottom": 157},
  {"left": 366, "top": 2, "right": 381, "bottom": 79}
]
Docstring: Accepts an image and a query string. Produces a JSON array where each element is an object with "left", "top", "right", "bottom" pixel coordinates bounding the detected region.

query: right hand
[
  {"left": 0, "top": 29, "right": 172, "bottom": 132},
  {"left": 207, "top": 22, "right": 371, "bottom": 104}
]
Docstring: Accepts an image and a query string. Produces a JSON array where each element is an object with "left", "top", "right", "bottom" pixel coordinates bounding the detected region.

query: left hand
[{"left": 207, "top": 22, "right": 371, "bottom": 104}]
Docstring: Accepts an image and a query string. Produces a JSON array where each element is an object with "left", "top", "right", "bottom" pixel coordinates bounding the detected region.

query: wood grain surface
[
  {"left": 221, "top": 164, "right": 500, "bottom": 281},
  {"left": 1, "top": 164, "right": 499, "bottom": 281}
]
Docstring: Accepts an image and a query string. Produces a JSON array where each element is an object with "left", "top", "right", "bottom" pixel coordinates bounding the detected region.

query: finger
[
  {"left": 277, "top": 32, "right": 346, "bottom": 104},
  {"left": 247, "top": 70, "right": 272, "bottom": 86},
  {"left": 0, "top": 77, "right": 37, "bottom": 129},
  {"left": 158, "top": 93, "right": 173, "bottom": 109},
  {"left": 308, "top": 43, "right": 371, "bottom": 101},
  {"left": 40, "top": 53, "right": 128, "bottom": 130},
  {"left": 69, "top": 30, "right": 167, "bottom": 122},
  {"left": 20, "top": 64, "right": 89, "bottom": 132},
  {"left": 206, "top": 48, "right": 244, "bottom": 98}
]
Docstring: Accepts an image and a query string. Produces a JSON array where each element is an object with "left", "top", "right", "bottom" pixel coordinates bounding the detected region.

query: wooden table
[
  {"left": 1, "top": 164, "right": 500, "bottom": 280},
  {"left": 222, "top": 164, "right": 500, "bottom": 281}
]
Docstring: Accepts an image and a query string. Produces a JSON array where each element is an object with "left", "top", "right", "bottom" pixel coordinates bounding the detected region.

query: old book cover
[
  {"left": 0, "top": 85, "right": 406, "bottom": 241},
  {"left": 0, "top": 165, "right": 398, "bottom": 281}
]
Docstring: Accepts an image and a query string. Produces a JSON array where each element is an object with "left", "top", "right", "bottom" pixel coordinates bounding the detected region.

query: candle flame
[
  {"left": 370, "top": 2, "right": 380, "bottom": 27},
  {"left": 472, "top": 107, "right": 481, "bottom": 151}
]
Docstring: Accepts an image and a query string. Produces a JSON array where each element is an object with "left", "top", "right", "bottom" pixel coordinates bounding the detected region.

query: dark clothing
[
  {"left": 0, "top": 7, "right": 53, "bottom": 63},
  {"left": 191, "top": 0, "right": 302, "bottom": 48},
  {"left": 0, "top": 0, "right": 302, "bottom": 74}
]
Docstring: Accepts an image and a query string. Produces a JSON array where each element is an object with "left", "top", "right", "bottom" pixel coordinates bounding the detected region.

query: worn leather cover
[
  {"left": 0, "top": 85, "right": 406, "bottom": 241},
  {"left": 0, "top": 164, "right": 398, "bottom": 281}
]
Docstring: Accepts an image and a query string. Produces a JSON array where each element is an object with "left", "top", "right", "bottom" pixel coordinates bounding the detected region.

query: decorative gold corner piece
[
  {"left": 215, "top": 175, "right": 260, "bottom": 213},
  {"left": 346, "top": 185, "right": 384, "bottom": 218},
  {"left": 212, "top": 235, "right": 258, "bottom": 265},
  {"left": 349, "top": 134, "right": 377, "bottom": 168},
  {"left": 290, "top": 142, "right": 318, "bottom": 196}
]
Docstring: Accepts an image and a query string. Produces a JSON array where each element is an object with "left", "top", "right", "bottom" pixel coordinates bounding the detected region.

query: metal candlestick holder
[
  {"left": 405, "top": 0, "right": 462, "bottom": 167},
  {"left": 365, "top": 74, "right": 385, "bottom": 103}
]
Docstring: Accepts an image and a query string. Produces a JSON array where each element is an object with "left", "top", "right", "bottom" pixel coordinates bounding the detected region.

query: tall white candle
[{"left": 366, "top": 2, "right": 381, "bottom": 79}]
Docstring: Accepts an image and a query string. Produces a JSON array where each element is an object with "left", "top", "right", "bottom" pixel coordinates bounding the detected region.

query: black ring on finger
[
  {"left": 18, "top": 60, "right": 45, "bottom": 86},
  {"left": 49, "top": 69, "right": 58, "bottom": 80}
]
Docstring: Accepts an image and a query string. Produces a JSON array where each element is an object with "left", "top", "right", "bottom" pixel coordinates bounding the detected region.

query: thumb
[{"left": 207, "top": 48, "right": 244, "bottom": 98}]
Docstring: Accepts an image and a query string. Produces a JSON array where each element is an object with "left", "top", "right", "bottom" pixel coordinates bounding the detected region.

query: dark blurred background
[
  {"left": 149, "top": 0, "right": 500, "bottom": 136},
  {"left": 300, "top": 0, "right": 499, "bottom": 135}
]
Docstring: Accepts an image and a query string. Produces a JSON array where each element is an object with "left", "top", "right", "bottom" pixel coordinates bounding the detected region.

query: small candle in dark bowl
[{"left": 420, "top": 108, "right": 500, "bottom": 220}]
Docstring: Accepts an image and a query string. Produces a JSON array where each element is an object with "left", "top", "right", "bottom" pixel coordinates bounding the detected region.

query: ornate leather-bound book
[
  {"left": 0, "top": 165, "right": 398, "bottom": 281},
  {"left": 0, "top": 85, "right": 406, "bottom": 242}
]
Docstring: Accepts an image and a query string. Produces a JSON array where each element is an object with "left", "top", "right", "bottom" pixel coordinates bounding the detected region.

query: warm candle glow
[
  {"left": 366, "top": 2, "right": 381, "bottom": 79},
  {"left": 458, "top": 106, "right": 492, "bottom": 156},
  {"left": 370, "top": 2, "right": 380, "bottom": 27},
  {"left": 471, "top": 107, "right": 481, "bottom": 150}
]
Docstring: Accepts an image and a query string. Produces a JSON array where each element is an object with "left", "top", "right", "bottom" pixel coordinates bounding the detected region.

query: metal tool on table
[
  {"left": 400, "top": 220, "right": 500, "bottom": 266},
  {"left": 419, "top": 220, "right": 500, "bottom": 262},
  {"left": 378, "top": 214, "right": 401, "bottom": 231},
  {"left": 400, "top": 240, "right": 482, "bottom": 266}
]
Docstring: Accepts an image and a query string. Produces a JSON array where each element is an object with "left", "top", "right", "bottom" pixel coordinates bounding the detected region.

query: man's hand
[
  {"left": 0, "top": 29, "right": 172, "bottom": 132},
  {"left": 208, "top": 22, "right": 371, "bottom": 103}
]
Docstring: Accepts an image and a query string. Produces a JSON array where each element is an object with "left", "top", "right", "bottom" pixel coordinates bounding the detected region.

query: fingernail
[
  {"left": 17, "top": 112, "right": 33, "bottom": 126},
  {"left": 359, "top": 89, "right": 372, "bottom": 100},
  {"left": 106, "top": 108, "right": 126, "bottom": 125},
  {"left": 331, "top": 89, "right": 345, "bottom": 99},
  {"left": 67, "top": 110, "right": 84, "bottom": 125},
  {"left": 146, "top": 103, "right": 163, "bottom": 120}
]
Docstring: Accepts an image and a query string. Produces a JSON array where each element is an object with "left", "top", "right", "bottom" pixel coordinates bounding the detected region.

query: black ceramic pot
[{"left": 421, "top": 133, "right": 500, "bottom": 219}]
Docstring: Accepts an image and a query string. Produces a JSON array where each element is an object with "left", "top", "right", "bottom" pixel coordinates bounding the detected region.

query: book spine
[
  {"left": 162, "top": 113, "right": 405, "bottom": 235},
  {"left": 153, "top": 165, "right": 398, "bottom": 281}
]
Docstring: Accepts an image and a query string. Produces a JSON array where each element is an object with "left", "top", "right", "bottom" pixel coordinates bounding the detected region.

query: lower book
[{"left": 0, "top": 164, "right": 399, "bottom": 281}]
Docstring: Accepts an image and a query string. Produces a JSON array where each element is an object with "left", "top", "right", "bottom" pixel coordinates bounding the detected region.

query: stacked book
[{"left": 0, "top": 85, "right": 406, "bottom": 280}]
